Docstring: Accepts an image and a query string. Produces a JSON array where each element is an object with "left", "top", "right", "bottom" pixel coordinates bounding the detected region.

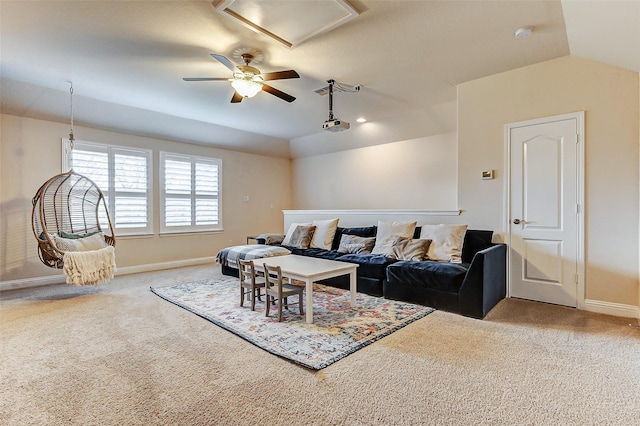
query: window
[
  {"left": 160, "top": 152, "right": 222, "bottom": 233},
  {"left": 63, "top": 139, "right": 152, "bottom": 236}
]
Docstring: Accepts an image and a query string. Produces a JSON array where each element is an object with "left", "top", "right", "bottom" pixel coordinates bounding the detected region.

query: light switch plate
[{"left": 482, "top": 170, "right": 494, "bottom": 180}]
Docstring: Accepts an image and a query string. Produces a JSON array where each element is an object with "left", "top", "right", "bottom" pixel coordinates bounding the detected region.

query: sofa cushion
[
  {"left": 256, "top": 233, "right": 285, "bottom": 245},
  {"left": 419, "top": 224, "right": 468, "bottom": 263},
  {"left": 331, "top": 226, "right": 377, "bottom": 250},
  {"left": 282, "top": 224, "right": 316, "bottom": 249},
  {"left": 388, "top": 238, "right": 432, "bottom": 261},
  {"left": 337, "top": 234, "right": 376, "bottom": 254},
  {"left": 310, "top": 218, "right": 339, "bottom": 250},
  {"left": 371, "top": 221, "right": 417, "bottom": 255},
  {"left": 386, "top": 260, "right": 469, "bottom": 293},
  {"left": 336, "top": 253, "right": 397, "bottom": 280},
  {"left": 283, "top": 222, "right": 310, "bottom": 243}
]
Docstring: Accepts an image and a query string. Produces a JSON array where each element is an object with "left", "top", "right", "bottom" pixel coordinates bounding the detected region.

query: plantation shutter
[
  {"left": 114, "top": 152, "right": 149, "bottom": 228},
  {"left": 64, "top": 139, "right": 152, "bottom": 235},
  {"left": 161, "top": 152, "right": 221, "bottom": 233}
]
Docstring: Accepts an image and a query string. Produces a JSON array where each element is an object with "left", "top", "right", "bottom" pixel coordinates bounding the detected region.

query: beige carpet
[{"left": 1, "top": 265, "right": 639, "bottom": 426}]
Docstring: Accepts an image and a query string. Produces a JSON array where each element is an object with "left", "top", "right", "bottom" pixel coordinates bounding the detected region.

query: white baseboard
[
  {"left": 0, "top": 256, "right": 217, "bottom": 292},
  {"left": 583, "top": 299, "right": 640, "bottom": 319},
  {"left": 115, "top": 256, "right": 216, "bottom": 276},
  {"left": 0, "top": 275, "right": 66, "bottom": 291}
]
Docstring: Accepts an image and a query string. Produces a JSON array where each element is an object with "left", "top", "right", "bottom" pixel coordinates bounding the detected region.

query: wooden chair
[
  {"left": 263, "top": 264, "right": 304, "bottom": 322},
  {"left": 239, "top": 259, "right": 266, "bottom": 311}
]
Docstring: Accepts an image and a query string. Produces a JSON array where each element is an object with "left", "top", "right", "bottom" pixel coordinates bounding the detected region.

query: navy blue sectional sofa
[{"left": 226, "top": 226, "right": 506, "bottom": 319}]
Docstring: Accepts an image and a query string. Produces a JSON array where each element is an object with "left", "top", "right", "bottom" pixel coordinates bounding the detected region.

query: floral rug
[{"left": 150, "top": 277, "right": 434, "bottom": 370}]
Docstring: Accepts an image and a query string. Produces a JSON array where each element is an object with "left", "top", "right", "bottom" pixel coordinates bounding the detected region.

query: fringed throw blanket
[
  {"left": 63, "top": 246, "right": 117, "bottom": 286},
  {"left": 216, "top": 244, "right": 290, "bottom": 269}
]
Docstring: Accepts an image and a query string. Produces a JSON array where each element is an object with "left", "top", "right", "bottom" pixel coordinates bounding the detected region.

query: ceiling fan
[{"left": 183, "top": 52, "right": 300, "bottom": 103}]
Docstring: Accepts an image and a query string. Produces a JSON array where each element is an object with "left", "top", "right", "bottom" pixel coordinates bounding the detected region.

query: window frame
[
  {"left": 62, "top": 139, "right": 153, "bottom": 236},
  {"left": 159, "top": 151, "right": 223, "bottom": 234}
]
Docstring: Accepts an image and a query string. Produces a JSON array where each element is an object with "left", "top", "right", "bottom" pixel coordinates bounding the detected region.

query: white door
[{"left": 506, "top": 112, "right": 584, "bottom": 307}]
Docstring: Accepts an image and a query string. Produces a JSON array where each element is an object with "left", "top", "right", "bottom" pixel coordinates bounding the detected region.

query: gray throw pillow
[
  {"left": 283, "top": 225, "right": 316, "bottom": 249},
  {"left": 338, "top": 235, "right": 376, "bottom": 254}
]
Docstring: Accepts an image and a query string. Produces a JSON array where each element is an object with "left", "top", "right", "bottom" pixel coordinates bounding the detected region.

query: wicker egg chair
[{"left": 32, "top": 170, "right": 116, "bottom": 269}]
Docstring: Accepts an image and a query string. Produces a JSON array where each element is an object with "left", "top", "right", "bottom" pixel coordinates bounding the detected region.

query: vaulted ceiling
[{"left": 1, "top": 1, "right": 638, "bottom": 158}]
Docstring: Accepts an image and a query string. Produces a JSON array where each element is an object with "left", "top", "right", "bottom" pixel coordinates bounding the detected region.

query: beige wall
[
  {"left": 0, "top": 114, "right": 291, "bottom": 283},
  {"left": 292, "top": 132, "right": 458, "bottom": 210},
  {"left": 458, "top": 56, "right": 639, "bottom": 306}
]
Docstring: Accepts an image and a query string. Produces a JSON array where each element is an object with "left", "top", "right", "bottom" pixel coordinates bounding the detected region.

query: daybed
[{"left": 217, "top": 222, "right": 506, "bottom": 319}]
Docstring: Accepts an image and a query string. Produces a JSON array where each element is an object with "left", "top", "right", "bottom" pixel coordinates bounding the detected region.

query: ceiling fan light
[{"left": 231, "top": 79, "right": 262, "bottom": 98}]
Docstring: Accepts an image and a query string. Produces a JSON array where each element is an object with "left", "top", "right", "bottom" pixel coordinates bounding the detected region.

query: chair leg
[
  {"left": 299, "top": 293, "right": 303, "bottom": 315},
  {"left": 250, "top": 287, "right": 256, "bottom": 311},
  {"left": 240, "top": 287, "right": 245, "bottom": 307},
  {"left": 265, "top": 292, "right": 270, "bottom": 317},
  {"left": 277, "top": 299, "right": 283, "bottom": 322}
]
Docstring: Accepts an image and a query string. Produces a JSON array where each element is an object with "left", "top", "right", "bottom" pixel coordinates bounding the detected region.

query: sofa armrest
[{"left": 458, "top": 243, "right": 507, "bottom": 319}]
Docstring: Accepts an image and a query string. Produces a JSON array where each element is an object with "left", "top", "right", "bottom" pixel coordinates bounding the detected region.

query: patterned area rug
[{"left": 150, "top": 277, "right": 434, "bottom": 370}]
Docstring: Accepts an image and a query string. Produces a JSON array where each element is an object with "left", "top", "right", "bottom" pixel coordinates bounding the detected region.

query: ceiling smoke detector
[{"left": 514, "top": 26, "right": 533, "bottom": 39}]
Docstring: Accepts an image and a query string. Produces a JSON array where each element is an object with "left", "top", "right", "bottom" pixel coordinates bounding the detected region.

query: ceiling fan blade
[
  {"left": 210, "top": 53, "right": 237, "bottom": 72},
  {"left": 183, "top": 77, "right": 229, "bottom": 81},
  {"left": 261, "top": 70, "right": 300, "bottom": 81},
  {"left": 261, "top": 84, "right": 296, "bottom": 103},
  {"left": 230, "top": 91, "right": 243, "bottom": 103}
]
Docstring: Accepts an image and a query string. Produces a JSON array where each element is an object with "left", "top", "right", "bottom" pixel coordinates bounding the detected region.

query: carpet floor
[
  {"left": 151, "top": 277, "right": 433, "bottom": 369},
  {"left": 1, "top": 265, "right": 639, "bottom": 425}
]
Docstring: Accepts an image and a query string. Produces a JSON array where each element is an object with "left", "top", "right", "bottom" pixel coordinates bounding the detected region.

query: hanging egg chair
[
  {"left": 30, "top": 83, "right": 116, "bottom": 278},
  {"left": 31, "top": 170, "right": 116, "bottom": 269}
]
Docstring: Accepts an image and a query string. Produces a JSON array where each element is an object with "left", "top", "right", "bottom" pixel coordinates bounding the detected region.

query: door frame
[{"left": 503, "top": 111, "right": 586, "bottom": 309}]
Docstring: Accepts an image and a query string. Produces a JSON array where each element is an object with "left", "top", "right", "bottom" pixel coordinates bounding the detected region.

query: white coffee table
[{"left": 251, "top": 254, "right": 358, "bottom": 324}]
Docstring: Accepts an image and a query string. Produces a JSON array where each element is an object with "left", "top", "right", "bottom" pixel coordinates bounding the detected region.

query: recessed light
[
  {"left": 514, "top": 26, "right": 533, "bottom": 39},
  {"left": 356, "top": 117, "right": 367, "bottom": 123}
]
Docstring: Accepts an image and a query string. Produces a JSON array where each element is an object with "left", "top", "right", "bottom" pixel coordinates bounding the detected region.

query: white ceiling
[{"left": 1, "top": 1, "right": 638, "bottom": 159}]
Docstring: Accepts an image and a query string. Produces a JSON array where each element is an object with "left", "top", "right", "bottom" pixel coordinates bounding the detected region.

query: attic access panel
[{"left": 212, "top": 0, "right": 359, "bottom": 48}]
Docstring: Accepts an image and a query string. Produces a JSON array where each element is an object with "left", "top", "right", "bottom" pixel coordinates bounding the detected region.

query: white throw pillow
[
  {"left": 310, "top": 218, "right": 339, "bottom": 250},
  {"left": 371, "top": 221, "right": 417, "bottom": 255},
  {"left": 419, "top": 224, "right": 468, "bottom": 263},
  {"left": 282, "top": 222, "right": 311, "bottom": 246},
  {"left": 53, "top": 232, "right": 107, "bottom": 252}
]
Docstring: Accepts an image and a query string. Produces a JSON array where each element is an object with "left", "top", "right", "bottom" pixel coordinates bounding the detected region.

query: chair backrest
[
  {"left": 263, "top": 264, "right": 284, "bottom": 295},
  {"left": 239, "top": 259, "right": 256, "bottom": 283}
]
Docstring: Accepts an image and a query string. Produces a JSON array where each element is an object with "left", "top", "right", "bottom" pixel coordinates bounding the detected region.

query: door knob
[{"left": 513, "top": 219, "right": 521, "bottom": 224}]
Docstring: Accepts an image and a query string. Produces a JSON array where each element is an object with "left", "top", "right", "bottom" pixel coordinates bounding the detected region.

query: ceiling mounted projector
[
  {"left": 318, "top": 79, "right": 359, "bottom": 132},
  {"left": 323, "top": 119, "right": 350, "bottom": 132}
]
